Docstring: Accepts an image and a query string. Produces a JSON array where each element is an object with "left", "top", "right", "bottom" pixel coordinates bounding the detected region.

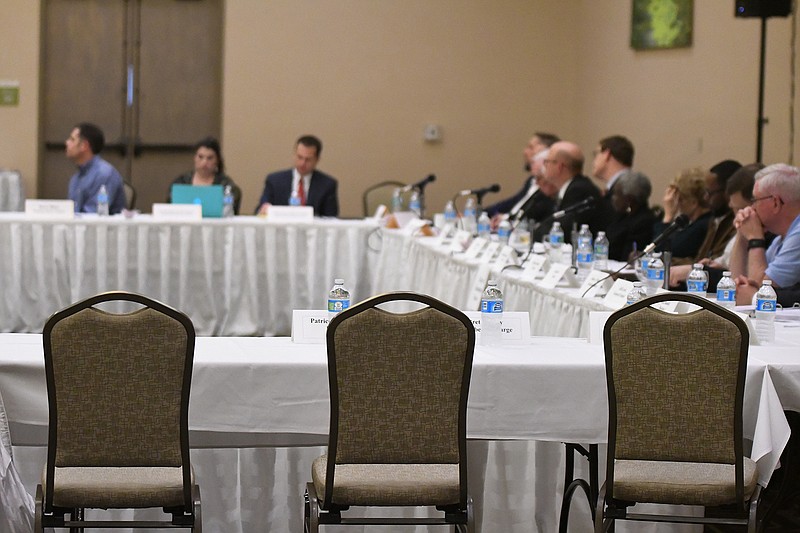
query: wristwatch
[{"left": 747, "top": 238, "right": 767, "bottom": 250}]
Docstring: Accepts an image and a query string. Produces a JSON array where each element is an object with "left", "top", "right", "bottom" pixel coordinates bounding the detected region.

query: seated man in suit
[
  {"left": 256, "top": 135, "right": 339, "bottom": 217},
  {"left": 534, "top": 140, "right": 602, "bottom": 244},
  {"left": 591, "top": 134, "right": 634, "bottom": 231}
]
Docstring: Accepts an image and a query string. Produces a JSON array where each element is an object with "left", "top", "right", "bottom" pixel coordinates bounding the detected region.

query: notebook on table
[{"left": 171, "top": 184, "right": 224, "bottom": 218}]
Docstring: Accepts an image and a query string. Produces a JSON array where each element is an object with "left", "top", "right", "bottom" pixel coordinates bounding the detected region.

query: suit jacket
[
  {"left": 694, "top": 210, "right": 735, "bottom": 261},
  {"left": 596, "top": 179, "right": 623, "bottom": 232},
  {"left": 605, "top": 206, "right": 656, "bottom": 261},
  {"left": 486, "top": 176, "right": 534, "bottom": 217},
  {"left": 257, "top": 169, "right": 339, "bottom": 217},
  {"left": 533, "top": 174, "right": 602, "bottom": 244}
]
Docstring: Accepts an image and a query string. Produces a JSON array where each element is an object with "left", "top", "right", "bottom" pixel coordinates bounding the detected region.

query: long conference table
[{"left": 1, "top": 214, "right": 799, "bottom": 532}]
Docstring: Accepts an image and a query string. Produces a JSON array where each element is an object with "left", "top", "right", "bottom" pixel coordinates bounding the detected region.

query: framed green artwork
[{"left": 631, "top": 0, "right": 693, "bottom": 50}]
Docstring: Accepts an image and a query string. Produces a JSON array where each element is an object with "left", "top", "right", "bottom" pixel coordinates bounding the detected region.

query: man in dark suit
[
  {"left": 256, "top": 135, "right": 339, "bottom": 217},
  {"left": 534, "top": 140, "right": 602, "bottom": 244},
  {"left": 591, "top": 135, "right": 634, "bottom": 231}
]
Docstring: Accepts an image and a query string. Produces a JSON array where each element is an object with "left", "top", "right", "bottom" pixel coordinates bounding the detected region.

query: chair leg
[
  {"left": 70, "top": 507, "right": 84, "bottom": 533},
  {"left": 748, "top": 484, "right": 763, "bottom": 533},
  {"left": 594, "top": 482, "right": 612, "bottom": 533},
  {"left": 193, "top": 484, "right": 202, "bottom": 533},
  {"left": 305, "top": 482, "right": 320, "bottom": 533},
  {"left": 34, "top": 485, "right": 43, "bottom": 533}
]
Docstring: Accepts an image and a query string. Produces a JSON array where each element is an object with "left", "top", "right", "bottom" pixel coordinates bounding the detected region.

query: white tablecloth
[
  {"left": 0, "top": 333, "right": 794, "bottom": 533},
  {"left": 0, "top": 171, "right": 24, "bottom": 212},
  {"left": 0, "top": 214, "right": 379, "bottom": 335}
]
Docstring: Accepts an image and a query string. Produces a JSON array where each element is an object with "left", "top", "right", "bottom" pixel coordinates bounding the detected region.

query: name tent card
[
  {"left": 449, "top": 229, "right": 473, "bottom": 253},
  {"left": 401, "top": 218, "right": 430, "bottom": 236},
  {"left": 463, "top": 237, "right": 488, "bottom": 259},
  {"left": 523, "top": 254, "right": 548, "bottom": 278},
  {"left": 495, "top": 245, "right": 519, "bottom": 268},
  {"left": 479, "top": 242, "right": 501, "bottom": 264},
  {"left": 25, "top": 199, "right": 74, "bottom": 220},
  {"left": 291, "top": 310, "right": 332, "bottom": 344},
  {"left": 464, "top": 311, "right": 531, "bottom": 344},
  {"left": 579, "top": 270, "right": 614, "bottom": 298},
  {"left": 152, "top": 203, "right": 202, "bottom": 220},
  {"left": 268, "top": 205, "right": 314, "bottom": 222},
  {"left": 602, "top": 279, "right": 634, "bottom": 309},
  {"left": 537, "top": 263, "right": 571, "bottom": 289}
]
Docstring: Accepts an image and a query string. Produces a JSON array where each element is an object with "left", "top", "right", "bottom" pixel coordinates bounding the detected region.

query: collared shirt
[
  {"left": 292, "top": 168, "right": 311, "bottom": 199},
  {"left": 606, "top": 169, "right": 627, "bottom": 193},
  {"left": 557, "top": 178, "right": 573, "bottom": 204},
  {"left": 67, "top": 155, "right": 125, "bottom": 214},
  {"left": 510, "top": 180, "right": 539, "bottom": 215},
  {"left": 765, "top": 213, "right": 800, "bottom": 288}
]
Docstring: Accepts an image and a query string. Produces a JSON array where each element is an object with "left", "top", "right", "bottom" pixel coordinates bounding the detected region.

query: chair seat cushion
[
  {"left": 312, "top": 455, "right": 461, "bottom": 506},
  {"left": 44, "top": 466, "right": 191, "bottom": 509},
  {"left": 613, "top": 458, "right": 758, "bottom": 506}
]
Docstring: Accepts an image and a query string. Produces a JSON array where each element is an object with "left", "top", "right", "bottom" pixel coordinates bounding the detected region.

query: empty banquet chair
[
  {"left": 595, "top": 292, "right": 761, "bottom": 532},
  {"left": 36, "top": 291, "right": 201, "bottom": 532},
  {"left": 362, "top": 180, "right": 404, "bottom": 217},
  {"left": 304, "top": 291, "right": 475, "bottom": 532}
]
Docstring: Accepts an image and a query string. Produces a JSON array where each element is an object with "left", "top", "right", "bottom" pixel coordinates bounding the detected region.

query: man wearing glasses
[{"left": 730, "top": 163, "right": 800, "bottom": 304}]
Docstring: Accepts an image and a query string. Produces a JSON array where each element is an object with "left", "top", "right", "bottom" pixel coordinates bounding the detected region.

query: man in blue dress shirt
[{"left": 65, "top": 123, "right": 126, "bottom": 214}]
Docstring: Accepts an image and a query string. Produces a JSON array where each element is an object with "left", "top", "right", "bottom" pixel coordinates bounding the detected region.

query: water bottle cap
[
  {"left": 334, "top": 278, "right": 344, "bottom": 285},
  {"left": 580, "top": 224, "right": 589, "bottom": 230},
  {"left": 762, "top": 280, "right": 772, "bottom": 286},
  {"left": 693, "top": 263, "right": 703, "bottom": 269},
  {"left": 597, "top": 231, "right": 605, "bottom": 237},
  {"left": 633, "top": 281, "right": 643, "bottom": 287},
  {"left": 723, "top": 271, "right": 732, "bottom": 276},
  {"left": 487, "top": 280, "right": 497, "bottom": 286}
]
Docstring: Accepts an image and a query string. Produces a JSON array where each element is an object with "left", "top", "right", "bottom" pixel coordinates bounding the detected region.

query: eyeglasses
[{"left": 752, "top": 195, "right": 784, "bottom": 206}]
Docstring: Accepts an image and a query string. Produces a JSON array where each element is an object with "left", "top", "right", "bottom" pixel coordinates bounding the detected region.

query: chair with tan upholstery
[
  {"left": 304, "top": 292, "right": 475, "bottom": 532},
  {"left": 36, "top": 291, "right": 201, "bottom": 532},
  {"left": 595, "top": 292, "right": 761, "bottom": 532},
  {"left": 362, "top": 180, "right": 404, "bottom": 217}
]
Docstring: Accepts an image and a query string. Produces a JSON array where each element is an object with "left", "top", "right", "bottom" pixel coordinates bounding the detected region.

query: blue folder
[{"left": 171, "top": 184, "right": 224, "bottom": 218}]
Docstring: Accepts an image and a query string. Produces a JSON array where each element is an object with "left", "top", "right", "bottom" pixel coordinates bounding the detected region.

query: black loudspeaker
[{"left": 735, "top": 0, "right": 793, "bottom": 18}]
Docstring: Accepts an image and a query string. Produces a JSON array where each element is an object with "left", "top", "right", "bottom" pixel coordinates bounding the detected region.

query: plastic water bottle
[
  {"left": 391, "top": 188, "right": 403, "bottom": 213},
  {"left": 575, "top": 224, "right": 594, "bottom": 281},
  {"left": 686, "top": 263, "right": 708, "bottom": 295},
  {"left": 626, "top": 281, "right": 648, "bottom": 306},
  {"left": 462, "top": 198, "right": 478, "bottom": 234},
  {"left": 223, "top": 185, "right": 235, "bottom": 217},
  {"left": 644, "top": 252, "right": 664, "bottom": 294},
  {"left": 96, "top": 184, "right": 109, "bottom": 216},
  {"left": 497, "top": 219, "right": 511, "bottom": 244},
  {"left": 409, "top": 191, "right": 421, "bottom": 217},
  {"left": 480, "top": 280, "right": 504, "bottom": 345},
  {"left": 716, "top": 271, "right": 737, "bottom": 310},
  {"left": 477, "top": 211, "right": 491, "bottom": 238},
  {"left": 594, "top": 231, "right": 609, "bottom": 271},
  {"left": 289, "top": 189, "right": 301, "bottom": 207},
  {"left": 755, "top": 280, "right": 778, "bottom": 343},
  {"left": 444, "top": 200, "right": 457, "bottom": 225},
  {"left": 327, "top": 279, "right": 351, "bottom": 316},
  {"left": 549, "top": 221, "right": 564, "bottom": 263}
]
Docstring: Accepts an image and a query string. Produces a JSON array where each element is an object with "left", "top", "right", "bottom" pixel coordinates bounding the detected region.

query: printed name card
[
  {"left": 291, "top": 310, "right": 332, "bottom": 344},
  {"left": 463, "top": 237, "right": 488, "bottom": 259},
  {"left": 494, "top": 245, "right": 519, "bottom": 268},
  {"left": 268, "top": 205, "right": 314, "bottom": 222},
  {"left": 479, "top": 242, "right": 501, "bottom": 263},
  {"left": 523, "top": 254, "right": 548, "bottom": 278},
  {"left": 449, "top": 229, "right": 473, "bottom": 253},
  {"left": 537, "top": 263, "right": 571, "bottom": 289},
  {"left": 25, "top": 199, "right": 74, "bottom": 220},
  {"left": 579, "top": 270, "right": 614, "bottom": 298},
  {"left": 401, "top": 218, "right": 430, "bottom": 236},
  {"left": 464, "top": 311, "right": 531, "bottom": 344},
  {"left": 431, "top": 223, "right": 454, "bottom": 247},
  {"left": 602, "top": 279, "right": 635, "bottom": 309},
  {"left": 152, "top": 203, "right": 202, "bottom": 220}
]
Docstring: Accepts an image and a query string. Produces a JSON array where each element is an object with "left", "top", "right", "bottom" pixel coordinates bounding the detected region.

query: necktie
[{"left": 298, "top": 178, "right": 306, "bottom": 206}]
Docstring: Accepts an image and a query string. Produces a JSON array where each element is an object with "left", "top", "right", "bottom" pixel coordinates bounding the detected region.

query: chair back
[
  {"left": 603, "top": 293, "right": 749, "bottom": 501},
  {"left": 41, "top": 291, "right": 195, "bottom": 512},
  {"left": 324, "top": 292, "right": 475, "bottom": 506},
  {"left": 123, "top": 180, "right": 136, "bottom": 210},
  {"left": 362, "top": 180, "right": 404, "bottom": 217}
]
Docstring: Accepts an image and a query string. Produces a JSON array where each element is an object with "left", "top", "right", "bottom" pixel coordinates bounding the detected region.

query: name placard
[
  {"left": 602, "top": 279, "right": 635, "bottom": 309},
  {"left": 268, "top": 205, "right": 314, "bottom": 222},
  {"left": 291, "top": 310, "right": 332, "bottom": 344},
  {"left": 25, "top": 199, "right": 75, "bottom": 220},
  {"left": 537, "top": 263, "right": 571, "bottom": 289},
  {"left": 449, "top": 229, "right": 473, "bottom": 253},
  {"left": 480, "top": 242, "right": 501, "bottom": 263},
  {"left": 523, "top": 254, "right": 548, "bottom": 278},
  {"left": 152, "top": 203, "right": 202, "bottom": 220},
  {"left": 464, "top": 311, "right": 531, "bottom": 344},
  {"left": 463, "top": 237, "right": 488, "bottom": 259},
  {"left": 579, "top": 270, "right": 614, "bottom": 298},
  {"left": 495, "top": 245, "right": 519, "bottom": 268},
  {"left": 401, "top": 218, "right": 429, "bottom": 236}
]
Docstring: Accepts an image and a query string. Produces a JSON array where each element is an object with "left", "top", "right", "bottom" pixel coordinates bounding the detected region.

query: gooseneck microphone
[
  {"left": 457, "top": 184, "right": 501, "bottom": 197},
  {"left": 551, "top": 196, "right": 596, "bottom": 220},
  {"left": 401, "top": 174, "right": 436, "bottom": 193},
  {"left": 642, "top": 214, "right": 690, "bottom": 255}
]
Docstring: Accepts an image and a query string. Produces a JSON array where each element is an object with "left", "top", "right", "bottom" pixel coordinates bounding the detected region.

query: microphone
[
  {"left": 642, "top": 214, "right": 690, "bottom": 255},
  {"left": 457, "top": 184, "right": 500, "bottom": 197},
  {"left": 401, "top": 174, "right": 436, "bottom": 193},
  {"left": 551, "top": 196, "right": 596, "bottom": 220}
]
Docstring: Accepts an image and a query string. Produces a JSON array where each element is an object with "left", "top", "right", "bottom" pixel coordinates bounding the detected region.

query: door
[{"left": 40, "top": 0, "right": 223, "bottom": 212}]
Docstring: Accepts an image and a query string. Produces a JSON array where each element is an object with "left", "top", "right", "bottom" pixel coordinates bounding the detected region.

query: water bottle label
[
  {"left": 646, "top": 268, "right": 664, "bottom": 281},
  {"left": 290, "top": 197, "right": 301, "bottom": 206},
  {"left": 498, "top": 229, "right": 510, "bottom": 237},
  {"left": 328, "top": 299, "right": 350, "bottom": 313},
  {"left": 577, "top": 252, "right": 593, "bottom": 263},
  {"left": 756, "top": 299, "right": 776, "bottom": 312},
  {"left": 478, "top": 223, "right": 490, "bottom": 234},
  {"left": 550, "top": 234, "right": 564, "bottom": 245},
  {"left": 686, "top": 280, "right": 707, "bottom": 293},
  {"left": 717, "top": 289, "right": 735, "bottom": 302},
  {"left": 594, "top": 244, "right": 608, "bottom": 255},
  {"left": 98, "top": 193, "right": 108, "bottom": 203},
  {"left": 481, "top": 300, "right": 503, "bottom": 313}
]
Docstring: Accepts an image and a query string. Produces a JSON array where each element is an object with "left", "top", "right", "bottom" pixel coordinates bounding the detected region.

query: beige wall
[{"left": 2, "top": 1, "right": 799, "bottom": 217}]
